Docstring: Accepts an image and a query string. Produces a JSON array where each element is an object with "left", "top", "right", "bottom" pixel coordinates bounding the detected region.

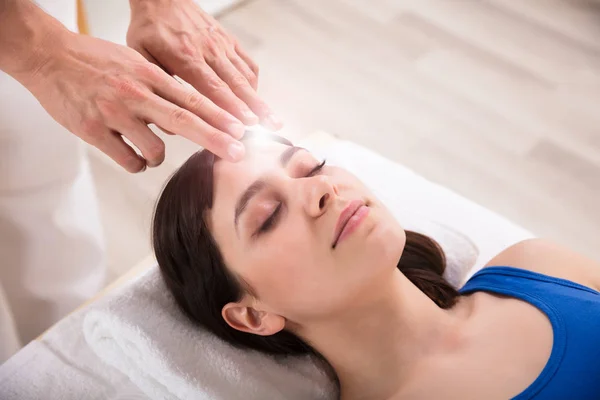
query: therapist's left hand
[{"left": 126, "top": 0, "right": 282, "bottom": 130}]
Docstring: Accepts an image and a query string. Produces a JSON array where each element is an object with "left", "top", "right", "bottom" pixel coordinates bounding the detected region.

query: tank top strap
[{"left": 459, "top": 266, "right": 600, "bottom": 399}]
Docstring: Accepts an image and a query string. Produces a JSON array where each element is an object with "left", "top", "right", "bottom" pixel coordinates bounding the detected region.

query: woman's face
[{"left": 207, "top": 140, "right": 406, "bottom": 330}]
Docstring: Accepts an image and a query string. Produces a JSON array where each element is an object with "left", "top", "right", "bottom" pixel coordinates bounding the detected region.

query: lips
[{"left": 332, "top": 199, "right": 366, "bottom": 248}]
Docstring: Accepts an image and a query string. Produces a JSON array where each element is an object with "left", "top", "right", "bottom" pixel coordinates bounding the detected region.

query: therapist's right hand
[{"left": 24, "top": 30, "right": 247, "bottom": 172}]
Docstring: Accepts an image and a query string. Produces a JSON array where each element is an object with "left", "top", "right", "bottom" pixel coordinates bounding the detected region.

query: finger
[
  {"left": 137, "top": 47, "right": 172, "bottom": 76},
  {"left": 88, "top": 130, "right": 147, "bottom": 173},
  {"left": 139, "top": 93, "right": 245, "bottom": 162},
  {"left": 229, "top": 52, "right": 258, "bottom": 91},
  {"left": 180, "top": 61, "right": 259, "bottom": 126},
  {"left": 159, "top": 128, "right": 176, "bottom": 135},
  {"left": 151, "top": 72, "right": 246, "bottom": 139},
  {"left": 112, "top": 119, "right": 166, "bottom": 168},
  {"left": 136, "top": 47, "right": 159, "bottom": 65},
  {"left": 234, "top": 42, "right": 259, "bottom": 77},
  {"left": 207, "top": 56, "right": 283, "bottom": 130}
]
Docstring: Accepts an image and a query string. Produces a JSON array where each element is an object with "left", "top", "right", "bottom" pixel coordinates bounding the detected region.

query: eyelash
[{"left": 256, "top": 159, "right": 327, "bottom": 236}]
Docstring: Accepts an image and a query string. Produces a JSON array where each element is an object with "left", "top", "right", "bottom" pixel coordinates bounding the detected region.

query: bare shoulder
[{"left": 484, "top": 238, "right": 600, "bottom": 292}]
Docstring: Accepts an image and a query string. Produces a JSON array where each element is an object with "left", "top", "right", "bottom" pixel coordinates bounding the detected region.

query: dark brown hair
[{"left": 152, "top": 136, "right": 459, "bottom": 357}]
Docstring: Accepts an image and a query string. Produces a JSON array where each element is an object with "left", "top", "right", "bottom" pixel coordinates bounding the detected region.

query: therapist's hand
[
  {"left": 126, "top": 0, "right": 283, "bottom": 130},
  {"left": 24, "top": 31, "right": 247, "bottom": 172}
]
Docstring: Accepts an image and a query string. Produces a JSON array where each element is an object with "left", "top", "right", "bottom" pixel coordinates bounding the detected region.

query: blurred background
[{"left": 82, "top": 0, "right": 600, "bottom": 283}]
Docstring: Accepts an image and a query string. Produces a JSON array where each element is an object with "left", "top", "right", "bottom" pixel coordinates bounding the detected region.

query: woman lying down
[{"left": 152, "top": 133, "right": 600, "bottom": 400}]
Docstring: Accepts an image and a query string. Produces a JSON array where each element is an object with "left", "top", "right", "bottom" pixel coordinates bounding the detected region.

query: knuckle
[
  {"left": 170, "top": 108, "right": 193, "bottom": 126},
  {"left": 177, "top": 33, "right": 198, "bottom": 58},
  {"left": 206, "top": 76, "right": 227, "bottom": 92},
  {"left": 179, "top": 57, "right": 198, "bottom": 74},
  {"left": 229, "top": 74, "right": 249, "bottom": 90},
  {"left": 184, "top": 91, "right": 207, "bottom": 111},
  {"left": 114, "top": 79, "right": 145, "bottom": 101},
  {"left": 123, "top": 155, "right": 145, "bottom": 173},
  {"left": 146, "top": 139, "right": 166, "bottom": 161},
  {"left": 92, "top": 132, "right": 110, "bottom": 147},
  {"left": 205, "top": 128, "right": 225, "bottom": 147},
  {"left": 96, "top": 99, "right": 119, "bottom": 119},
  {"left": 79, "top": 118, "right": 103, "bottom": 140},
  {"left": 212, "top": 109, "right": 228, "bottom": 125},
  {"left": 137, "top": 62, "right": 163, "bottom": 82},
  {"left": 203, "top": 37, "right": 220, "bottom": 57},
  {"left": 249, "top": 74, "right": 258, "bottom": 88}
]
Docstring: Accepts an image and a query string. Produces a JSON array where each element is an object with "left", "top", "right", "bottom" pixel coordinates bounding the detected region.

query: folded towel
[
  {"left": 82, "top": 139, "right": 534, "bottom": 400},
  {"left": 83, "top": 267, "right": 337, "bottom": 400},
  {"left": 0, "top": 297, "right": 148, "bottom": 400},
  {"left": 0, "top": 339, "right": 146, "bottom": 400}
]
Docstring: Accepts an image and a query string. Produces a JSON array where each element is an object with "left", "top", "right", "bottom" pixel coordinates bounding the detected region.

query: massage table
[{"left": 0, "top": 131, "right": 534, "bottom": 399}]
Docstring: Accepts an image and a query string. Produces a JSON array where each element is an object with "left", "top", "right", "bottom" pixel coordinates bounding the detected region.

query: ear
[{"left": 222, "top": 300, "right": 285, "bottom": 336}]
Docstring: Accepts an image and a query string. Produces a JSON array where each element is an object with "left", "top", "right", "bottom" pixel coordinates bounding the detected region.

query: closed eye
[
  {"left": 306, "top": 159, "right": 326, "bottom": 177},
  {"left": 254, "top": 159, "right": 327, "bottom": 237},
  {"left": 256, "top": 202, "right": 282, "bottom": 235}
]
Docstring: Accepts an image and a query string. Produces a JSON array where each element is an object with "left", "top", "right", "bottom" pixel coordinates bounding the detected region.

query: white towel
[
  {"left": 0, "top": 304, "right": 148, "bottom": 400},
  {"left": 83, "top": 267, "right": 337, "bottom": 400},
  {"left": 82, "top": 139, "right": 534, "bottom": 400}
]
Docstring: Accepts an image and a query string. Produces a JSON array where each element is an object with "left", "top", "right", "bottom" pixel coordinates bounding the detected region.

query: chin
[{"left": 361, "top": 218, "right": 406, "bottom": 269}]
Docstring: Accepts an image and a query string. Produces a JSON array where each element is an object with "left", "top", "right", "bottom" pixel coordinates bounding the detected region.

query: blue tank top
[{"left": 459, "top": 266, "right": 600, "bottom": 400}]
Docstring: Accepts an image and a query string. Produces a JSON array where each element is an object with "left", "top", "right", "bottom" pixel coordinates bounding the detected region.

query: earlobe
[{"left": 222, "top": 302, "right": 285, "bottom": 336}]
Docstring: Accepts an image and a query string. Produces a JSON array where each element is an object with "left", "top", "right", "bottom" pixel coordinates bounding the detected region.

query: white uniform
[{"left": 0, "top": 0, "right": 106, "bottom": 362}]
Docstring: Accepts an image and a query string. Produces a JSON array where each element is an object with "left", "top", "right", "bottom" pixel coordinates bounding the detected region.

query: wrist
[
  {"left": 130, "top": 0, "right": 176, "bottom": 12},
  {"left": 0, "top": 1, "right": 70, "bottom": 86}
]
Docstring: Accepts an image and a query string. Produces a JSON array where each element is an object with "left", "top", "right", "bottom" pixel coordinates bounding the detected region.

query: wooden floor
[{"left": 89, "top": 0, "right": 600, "bottom": 282}]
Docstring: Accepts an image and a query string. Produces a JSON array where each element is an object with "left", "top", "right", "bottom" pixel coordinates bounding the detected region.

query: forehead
[
  {"left": 208, "top": 141, "right": 290, "bottom": 227},
  {"left": 215, "top": 141, "right": 290, "bottom": 197}
]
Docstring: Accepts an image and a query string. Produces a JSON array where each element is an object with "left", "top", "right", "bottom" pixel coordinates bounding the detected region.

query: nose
[{"left": 303, "top": 175, "right": 338, "bottom": 217}]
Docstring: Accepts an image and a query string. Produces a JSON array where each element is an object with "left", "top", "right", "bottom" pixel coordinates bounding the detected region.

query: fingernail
[
  {"left": 147, "top": 159, "right": 161, "bottom": 168},
  {"left": 243, "top": 110, "right": 259, "bottom": 124},
  {"left": 264, "top": 114, "right": 283, "bottom": 130},
  {"left": 227, "top": 141, "right": 245, "bottom": 162},
  {"left": 229, "top": 121, "right": 245, "bottom": 139}
]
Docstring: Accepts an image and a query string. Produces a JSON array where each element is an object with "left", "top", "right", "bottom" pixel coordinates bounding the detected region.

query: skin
[
  {"left": 207, "top": 140, "right": 600, "bottom": 400},
  {"left": 0, "top": 0, "right": 281, "bottom": 172},
  {"left": 127, "top": 0, "right": 280, "bottom": 128}
]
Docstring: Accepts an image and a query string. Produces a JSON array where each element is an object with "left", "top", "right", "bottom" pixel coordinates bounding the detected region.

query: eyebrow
[{"left": 233, "top": 146, "right": 305, "bottom": 230}]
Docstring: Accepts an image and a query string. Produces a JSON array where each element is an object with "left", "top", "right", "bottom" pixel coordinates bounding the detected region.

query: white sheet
[{"left": 0, "top": 138, "right": 534, "bottom": 400}]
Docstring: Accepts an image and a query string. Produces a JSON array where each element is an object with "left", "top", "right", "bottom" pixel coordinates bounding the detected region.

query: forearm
[
  {"left": 128, "top": 0, "right": 180, "bottom": 20},
  {"left": 129, "top": 0, "right": 177, "bottom": 9},
  {"left": 0, "top": 0, "right": 68, "bottom": 85}
]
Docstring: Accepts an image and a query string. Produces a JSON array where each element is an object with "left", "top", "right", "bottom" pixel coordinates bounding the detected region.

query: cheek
[
  {"left": 333, "top": 168, "right": 371, "bottom": 192},
  {"left": 248, "top": 240, "right": 314, "bottom": 290},
  {"left": 370, "top": 214, "right": 406, "bottom": 263},
  {"left": 243, "top": 235, "right": 336, "bottom": 314},
  {"left": 363, "top": 213, "right": 406, "bottom": 279}
]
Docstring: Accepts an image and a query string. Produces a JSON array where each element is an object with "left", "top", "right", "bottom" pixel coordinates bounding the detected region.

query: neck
[{"left": 302, "top": 270, "right": 470, "bottom": 400}]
